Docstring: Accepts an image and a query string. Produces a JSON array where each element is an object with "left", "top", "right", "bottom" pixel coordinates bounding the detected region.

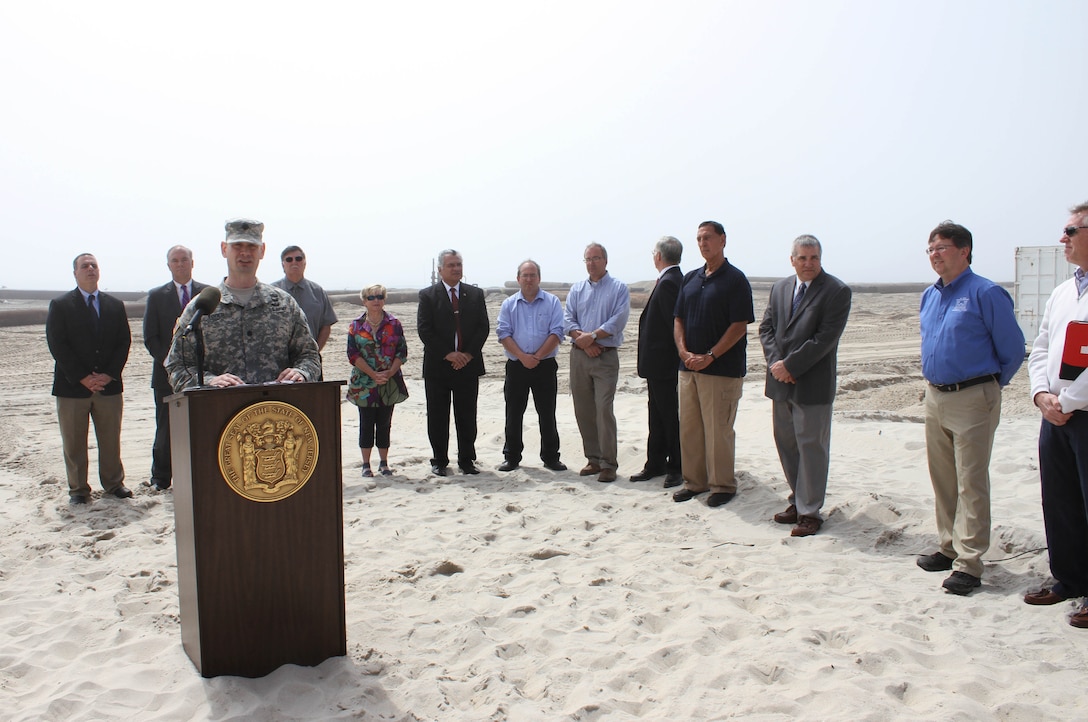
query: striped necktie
[{"left": 791, "top": 283, "right": 807, "bottom": 318}]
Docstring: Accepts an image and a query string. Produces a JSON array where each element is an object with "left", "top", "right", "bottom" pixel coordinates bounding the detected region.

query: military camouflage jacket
[{"left": 165, "top": 281, "right": 322, "bottom": 391}]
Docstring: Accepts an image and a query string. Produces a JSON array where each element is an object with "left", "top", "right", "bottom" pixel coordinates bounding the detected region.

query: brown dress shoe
[
  {"left": 597, "top": 468, "right": 617, "bottom": 483},
  {"left": 1024, "top": 587, "right": 1071, "bottom": 605},
  {"left": 579, "top": 463, "right": 601, "bottom": 476},
  {"left": 791, "top": 515, "right": 822, "bottom": 537},
  {"left": 773, "top": 504, "right": 798, "bottom": 524},
  {"left": 1069, "top": 607, "right": 1088, "bottom": 628}
]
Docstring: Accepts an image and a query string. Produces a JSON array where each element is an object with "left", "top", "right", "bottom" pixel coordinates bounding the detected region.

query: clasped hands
[
  {"left": 1035, "top": 391, "right": 1072, "bottom": 426},
  {"left": 80, "top": 372, "right": 113, "bottom": 393},
  {"left": 444, "top": 351, "right": 473, "bottom": 370},
  {"left": 573, "top": 331, "right": 604, "bottom": 358},
  {"left": 769, "top": 360, "right": 796, "bottom": 384}
]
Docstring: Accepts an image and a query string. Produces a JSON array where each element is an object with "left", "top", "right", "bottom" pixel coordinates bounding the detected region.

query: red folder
[{"left": 1060, "top": 321, "right": 1088, "bottom": 380}]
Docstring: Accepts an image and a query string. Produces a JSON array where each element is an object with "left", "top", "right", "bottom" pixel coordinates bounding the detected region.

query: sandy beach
[{"left": 2, "top": 288, "right": 1086, "bottom": 721}]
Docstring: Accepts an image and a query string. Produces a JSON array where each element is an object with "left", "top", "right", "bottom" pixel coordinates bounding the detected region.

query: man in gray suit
[{"left": 758, "top": 235, "right": 852, "bottom": 536}]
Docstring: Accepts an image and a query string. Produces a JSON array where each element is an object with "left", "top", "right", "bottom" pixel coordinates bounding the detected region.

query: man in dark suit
[
  {"left": 142, "top": 245, "right": 207, "bottom": 490},
  {"left": 46, "top": 253, "right": 132, "bottom": 504},
  {"left": 758, "top": 235, "right": 852, "bottom": 536},
  {"left": 632, "top": 236, "right": 684, "bottom": 488},
  {"left": 418, "top": 249, "right": 490, "bottom": 476}
]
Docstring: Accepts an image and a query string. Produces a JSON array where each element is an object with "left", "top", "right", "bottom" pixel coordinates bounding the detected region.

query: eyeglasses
[
  {"left": 1064, "top": 226, "right": 1088, "bottom": 238},
  {"left": 584, "top": 256, "right": 604, "bottom": 263},
  {"left": 283, "top": 255, "right": 305, "bottom": 263},
  {"left": 365, "top": 294, "right": 385, "bottom": 301},
  {"left": 925, "top": 245, "right": 955, "bottom": 256}
]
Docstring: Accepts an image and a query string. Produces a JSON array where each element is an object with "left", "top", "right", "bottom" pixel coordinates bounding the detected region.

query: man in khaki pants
[
  {"left": 672, "top": 221, "right": 754, "bottom": 508},
  {"left": 917, "top": 220, "right": 1024, "bottom": 595}
]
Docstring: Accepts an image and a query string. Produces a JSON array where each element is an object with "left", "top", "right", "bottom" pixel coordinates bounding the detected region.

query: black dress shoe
[
  {"left": 673, "top": 488, "right": 706, "bottom": 503},
  {"left": 498, "top": 460, "right": 519, "bottom": 472},
  {"left": 917, "top": 551, "right": 954, "bottom": 572},
  {"left": 108, "top": 486, "right": 134, "bottom": 499},
  {"left": 460, "top": 464, "right": 480, "bottom": 475},
  {"left": 431, "top": 465, "right": 449, "bottom": 476},
  {"left": 69, "top": 495, "right": 88, "bottom": 505},
  {"left": 151, "top": 480, "right": 171, "bottom": 491},
  {"left": 663, "top": 472, "right": 683, "bottom": 488},
  {"left": 942, "top": 571, "right": 981, "bottom": 595},
  {"left": 543, "top": 460, "right": 567, "bottom": 471},
  {"left": 629, "top": 468, "right": 664, "bottom": 482},
  {"left": 707, "top": 492, "right": 736, "bottom": 507}
]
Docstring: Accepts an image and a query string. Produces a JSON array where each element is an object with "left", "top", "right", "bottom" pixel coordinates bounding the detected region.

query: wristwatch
[
  {"left": 589, "top": 331, "right": 598, "bottom": 341},
  {"left": 707, "top": 350, "right": 716, "bottom": 359}
]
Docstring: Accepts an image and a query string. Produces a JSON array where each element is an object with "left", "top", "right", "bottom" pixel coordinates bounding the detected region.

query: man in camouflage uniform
[{"left": 165, "top": 219, "right": 321, "bottom": 391}]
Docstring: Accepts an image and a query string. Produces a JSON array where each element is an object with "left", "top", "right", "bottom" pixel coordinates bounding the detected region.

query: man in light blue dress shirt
[
  {"left": 563, "top": 243, "right": 630, "bottom": 483},
  {"left": 496, "top": 260, "right": 567, "bottom": 472}
]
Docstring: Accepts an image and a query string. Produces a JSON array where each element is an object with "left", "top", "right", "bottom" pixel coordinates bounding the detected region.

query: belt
[{"left": 930, "top": 374, "right": 998, "bottom": 393}]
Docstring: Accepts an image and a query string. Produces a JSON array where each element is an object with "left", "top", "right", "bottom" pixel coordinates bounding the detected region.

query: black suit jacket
[
  {"left": 758, "top": 270, "right": 852, "bottom": 405},
  {"left": 143, "top": 280, "right": 209, "bottom": 392},
  {"left": 637, "top": 266, "right": 683, "bottom": 379},
  {"left": 417, "top": 282, "right": 489, "bottom": 380},
  {"left": 46, "top": 288, "right": 131, "bottom": 398}
]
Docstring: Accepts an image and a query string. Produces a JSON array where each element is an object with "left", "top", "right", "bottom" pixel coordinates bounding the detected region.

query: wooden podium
[{"left": 167, "top": 381, "right": 346, "bottom": 678}]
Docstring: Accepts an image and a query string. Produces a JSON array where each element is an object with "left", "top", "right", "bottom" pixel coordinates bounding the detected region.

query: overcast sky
[{"left": 2, "top": 1, "right": 1084, "bottom": 293}]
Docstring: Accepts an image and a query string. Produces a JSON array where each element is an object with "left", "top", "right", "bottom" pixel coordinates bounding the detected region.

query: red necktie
[{"left": 450, "top": 287, "right": 462, "bottom": 352}]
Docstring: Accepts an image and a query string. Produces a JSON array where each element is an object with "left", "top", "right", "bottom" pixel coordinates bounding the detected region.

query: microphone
[{"left": 181, "top": 286, "right": 221, "bottom": 337}]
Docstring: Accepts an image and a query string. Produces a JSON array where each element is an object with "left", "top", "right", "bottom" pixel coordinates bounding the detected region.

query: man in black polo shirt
[{"left": 672, "top": 221, "right": 755, "bottom": 507}]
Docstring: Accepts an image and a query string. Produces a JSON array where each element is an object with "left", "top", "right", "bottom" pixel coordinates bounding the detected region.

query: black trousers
[
  {"left": 503, "top": 357, "right": 561, "bottom": 465},
  {"left": 645, "top": 374, "right": 682, "bottom": 473},
  {"left": 1039, "top": 413, "right": 1088, "bottom": 597},
  {"left": 358, "top": 405, "right": 395, "bottom": 449},
  {"left": 150, "top": 381, "right": 172, "bottom": 485},
  {"left": 425, "top": 373, "right": 479, "bottom": 468}
]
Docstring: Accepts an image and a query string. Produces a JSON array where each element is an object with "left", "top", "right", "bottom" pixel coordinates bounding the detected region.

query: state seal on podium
[{"left": 217, "top": 401, "right": 319, "bottom": 502}]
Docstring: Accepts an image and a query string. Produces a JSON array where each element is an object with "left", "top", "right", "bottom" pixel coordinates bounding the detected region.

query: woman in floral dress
[{"left": 346, "top": 284, "right": 408, "bottom": 476}]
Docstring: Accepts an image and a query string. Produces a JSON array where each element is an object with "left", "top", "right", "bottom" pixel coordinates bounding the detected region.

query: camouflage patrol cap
[{"left": 224, "top": 218, "right": 265, "bottom": 244}]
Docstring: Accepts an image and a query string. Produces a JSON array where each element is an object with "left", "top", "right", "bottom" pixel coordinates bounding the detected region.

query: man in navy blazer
[
  {"left": 759, "top": 235, "right": 852, "bottom": 537},
  {"left": 632, "top": 236, "right": 684, "bottom": 488},
  {"left": 46, "top": 253, "right": 132, "bottom": 504},
  {"left": 417, "top": 249, "right": 490, "bottom": 476},
  {"left": 142, "top": 245, "right": 208, "bottom": 490}
]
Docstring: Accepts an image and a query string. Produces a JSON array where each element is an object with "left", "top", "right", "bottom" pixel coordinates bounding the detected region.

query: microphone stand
[{"left": 194, "top": 318, "right": 207, "bottom": 387}]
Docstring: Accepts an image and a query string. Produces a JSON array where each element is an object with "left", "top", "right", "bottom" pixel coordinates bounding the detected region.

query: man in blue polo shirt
[{"left": 918, "top": 220, "right": 1024, "bottom": 596}]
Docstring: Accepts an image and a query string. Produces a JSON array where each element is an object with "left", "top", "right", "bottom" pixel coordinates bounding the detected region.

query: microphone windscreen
[{"left": 193, "top": 286, "right": 221, "bottom": 314}]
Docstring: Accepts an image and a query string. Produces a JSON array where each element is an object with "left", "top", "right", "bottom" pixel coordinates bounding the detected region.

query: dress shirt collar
[
  {"left": 1076, "top": 267, "right": 1088, "bottom": 298},
  {"left": 657, "top": 265, "right": 679, "bottom": 279},
  {"left": 587, "top": 271, "right": 610, "bottom": 286}
]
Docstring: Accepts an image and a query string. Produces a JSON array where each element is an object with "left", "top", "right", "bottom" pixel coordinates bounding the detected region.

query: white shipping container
[{"left": 1015, "top": 245, "right": 1074, "bottom": 343}]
